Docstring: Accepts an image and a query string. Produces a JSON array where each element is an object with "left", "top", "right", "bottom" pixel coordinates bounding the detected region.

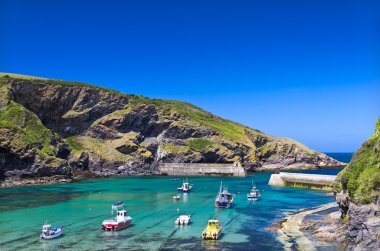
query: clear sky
[{"left": 1, "top": 0, "right": 379, "bottom": 152}]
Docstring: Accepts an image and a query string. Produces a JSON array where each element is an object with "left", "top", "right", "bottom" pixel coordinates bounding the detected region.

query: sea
[{"left": 0, "top": 153, "right": 353, "bottom": 251}]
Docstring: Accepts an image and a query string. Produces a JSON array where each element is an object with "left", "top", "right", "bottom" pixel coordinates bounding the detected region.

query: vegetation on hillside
[
  {"left": 336, "top": 119, "right": 380, "bottom": 204},
  {"left": 0, "top": 73, "right": 334, "bottom": 171}
]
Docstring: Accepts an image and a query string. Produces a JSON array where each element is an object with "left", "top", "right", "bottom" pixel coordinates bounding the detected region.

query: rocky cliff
[
  {"left": 334, "top": 119, "right": 380, "bottom": 249},
  {"left": 0, "top": 73, "right": 344, "bottom": 186}
]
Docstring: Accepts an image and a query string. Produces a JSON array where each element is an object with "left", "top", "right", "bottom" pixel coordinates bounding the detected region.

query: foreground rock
[
  {"left": 272, "top": 202, "right": 339, "bottom": 251},
  {"left": 0, "top": 73, "right": 345, "bottom": 187},
  {"left": 0, "top": 175, "right": 73, "bottom": 187},
  {"left": 332, "top": 119, "right": 380, "bottom": 250}
]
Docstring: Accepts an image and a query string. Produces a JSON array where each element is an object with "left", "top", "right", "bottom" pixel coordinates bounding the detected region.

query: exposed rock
[
  {"left": 331, "top": 119, "right": 380, "bottom": 250},
  {"left": 10, "top": 80, "right": 129, "bottom": 137},
  {"left": 115, "top": 143, "right": 139, "bottom": 155},
  {"left": 69, "top": 152, "right": 89, "bottom": 171},
  {"left": 0, "top": 74, "right": 345, "bottom": 187},
  {"left": 85, "top": 124, "right": 122, "bottom": 139}
]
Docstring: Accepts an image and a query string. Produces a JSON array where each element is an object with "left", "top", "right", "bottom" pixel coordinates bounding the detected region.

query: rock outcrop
[
  {"left": 333, "top": 118, "right": 380, "bottom": 250},
  {"left": 0, "top": 73, "right": 345, "bottom": 186}
]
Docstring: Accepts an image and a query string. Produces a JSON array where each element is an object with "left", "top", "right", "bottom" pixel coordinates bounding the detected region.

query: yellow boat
[{"left": 202, "top": 219, "right": 222, "bottom": 240}]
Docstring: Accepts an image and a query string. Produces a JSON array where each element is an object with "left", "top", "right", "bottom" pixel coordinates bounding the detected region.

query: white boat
[
  {"left": 173, "top": 195, "right": 180, "bottom": 200},
  {"left": 40, "top": 224, "right": 63, "bottom": 239},
  {"left": 215, "top": 181, "right": 235, "bottom": 208},
  {"left": 175, "top": 215, "right": 191, "bottom": 225},
  {"left": 247, "top": 182, "right": 261, "bottom": 200},
  {"left": 102, "top": 203, "right": 132, "bottom": 231},
  {"left": 177, "top": 179, "right": 192, "bottom": 192}
]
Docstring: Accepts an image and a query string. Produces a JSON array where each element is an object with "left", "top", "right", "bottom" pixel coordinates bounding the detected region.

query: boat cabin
[
  {"left": 42, "top": 224, "right": 51, "bottom": 233},
  {"left": 208, "top": 220, "right": 220, "bottom": 227},
  {"left": 116, "top": 210, "right": 128, "bottom": 222}
]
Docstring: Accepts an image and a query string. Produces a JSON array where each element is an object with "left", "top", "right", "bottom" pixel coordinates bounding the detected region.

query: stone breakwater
[
  {"left": 268, "top": 172, "right": 336, "bottom": 189},
  {"left": 158, "top": 163, "right": 247, "bottom": 177}
]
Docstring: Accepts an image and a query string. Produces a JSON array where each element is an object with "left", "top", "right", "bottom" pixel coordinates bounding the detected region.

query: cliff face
[
  {"left": 335, "top": 119, "right": 380, "bottom": 249},
  {"left": 0, "top": 73, "right": 344, "bottom": 185}
]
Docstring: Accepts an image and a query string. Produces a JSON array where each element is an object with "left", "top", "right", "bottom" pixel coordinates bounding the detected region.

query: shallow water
[{"left": 0, "top": 169, "right": 343, "bottom": 251}]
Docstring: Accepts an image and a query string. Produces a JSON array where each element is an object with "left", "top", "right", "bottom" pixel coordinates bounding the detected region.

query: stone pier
[
  {"left": 159, "top": 163, "right": 247, "bottom": 177},
  {"left": 269, "top": 172, "right": 337, "bottom": 189}
]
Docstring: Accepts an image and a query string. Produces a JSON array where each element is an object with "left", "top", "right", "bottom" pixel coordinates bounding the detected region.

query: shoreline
[
  {"left": 0, "top": 166, "right": 345, "bottom": 188},
  {"left": 272, "top": 202, "right": 340, "bottom": 251}
]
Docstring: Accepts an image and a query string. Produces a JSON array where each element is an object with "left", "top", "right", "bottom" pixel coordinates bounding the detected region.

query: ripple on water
[{"left": 0, "top": 170, "right": 341, "bottom": 250}]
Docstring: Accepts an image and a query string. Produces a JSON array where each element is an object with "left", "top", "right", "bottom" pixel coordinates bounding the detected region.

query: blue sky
[{"left": 1, "top": 0, "right": 379, "bottom": 152}]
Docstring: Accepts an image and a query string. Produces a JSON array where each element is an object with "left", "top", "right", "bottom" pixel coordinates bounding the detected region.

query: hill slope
[
  {"left": 0, "top": 73, "right": 344, "bottom": 185},
  {"left": 332, "top": 118, "right": 380, "bottom": 249}
]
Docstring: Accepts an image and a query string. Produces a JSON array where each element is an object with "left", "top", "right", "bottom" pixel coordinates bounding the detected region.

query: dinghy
[{"left": 40, "top": 224, "right": 63, "bottom": 239}]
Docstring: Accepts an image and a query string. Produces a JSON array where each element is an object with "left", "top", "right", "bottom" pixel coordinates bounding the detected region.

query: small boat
[
  {"left": 173, "top": 195, "right": 180, "bottom": 200},
  {"left": 40, "top": 224, "right": 63, "bottom": 239},
  {"left": 215, "top": 181, "right": 235, "bottom": 208},
  {"left": 102, "top": 204, "right": 132, "bottom": 231},
  {"left": 202, "top": 219, "right": 222, "bottom": 240},
  {"left": 247, "top": 181, "right": 261, "bottom": 200},
  {"left": 177, "top": 179, "right": 192, "bottom": 192},
  {"left": 175, "top": 215, "right": 191, "bottom": 225}
]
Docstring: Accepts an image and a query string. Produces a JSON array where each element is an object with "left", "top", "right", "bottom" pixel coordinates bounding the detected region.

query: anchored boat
[
  {"left": 40, "top": 224, "right": 63, "bottom": 239},
  {"left": 102, "top": 203, "right": 132, "bottom": 231},
  {"left": 173, "top": 195, "right": 180, "bottom": 201},
  {"left": 177, "top": 179, "right": 192, "bottom": 192},
  {"left": 215, "top": 181, "right": 235, "bottom": 208},
  {"left": 175, "top": 215, "right": 191, "bottom": 225},
  {"left": 247, "top": 181, "right": 261, "bottom": 200},
  {"left": 202, "top": 219, "right": 222, "bottom": 240}
]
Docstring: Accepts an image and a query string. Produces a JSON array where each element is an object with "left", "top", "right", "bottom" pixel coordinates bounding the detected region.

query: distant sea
[{"left": 324, "top": 152, "right": 354, "bottom": 164}]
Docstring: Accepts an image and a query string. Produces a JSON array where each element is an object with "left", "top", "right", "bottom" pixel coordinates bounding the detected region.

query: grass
[
  {"left": 162, "top": 143, "right": 189, "bottom": 154},
  {"left": 284, "top": 181, "right": 333, "bottom": 190},
  {"left": 0, "top": 101, "right": 57, "bottom": 156},
  {"left": 65, "top": 136, "right": 85, "bottom": 152},
  {"left": 337, "top": 118, "right": 380, "bottom": 204},
  {"left": 186, "top": 138, "right": 213, "bottom": 152},
  {"left": 0, "top": 72, "right": 126, "bottom": 97},
  {"left": 0, "top": 72, "right": 324, "bottom": 168}
]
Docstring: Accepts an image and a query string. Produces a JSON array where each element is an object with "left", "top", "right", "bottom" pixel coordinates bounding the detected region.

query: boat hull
[
  {"left": 247, "top": 195, "right": 260, "bottom": 200},
  {"left": 177, "top": 188, "right": 191, "bottom": 192},
  {"left": 102, "top": 220, "right": 132, "bottom": 231},
  {"left": 202, "top": 228, "right": 222, "bottom": 240},
  {"left": 40, "top": 228, "right": 63, "bottom": 239},
  {"left": 215, "top": 203, "right": 231, "bottom": 208}
]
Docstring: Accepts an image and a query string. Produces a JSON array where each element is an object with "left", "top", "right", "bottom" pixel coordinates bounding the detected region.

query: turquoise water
[{"left": 0, "top": 170, "right": 342, "bottom": 251}]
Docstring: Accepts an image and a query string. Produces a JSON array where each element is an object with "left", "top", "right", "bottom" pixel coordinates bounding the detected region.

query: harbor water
[{"left": 0, "top": 168, "right": 346, "bottom": 251}]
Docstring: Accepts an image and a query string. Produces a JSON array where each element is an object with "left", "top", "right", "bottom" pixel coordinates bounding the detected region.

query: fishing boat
[
  {"left": 177, "top": 179, "right": 192, "bottom": 192},
  {"left": 202, "top": 219, "right": 222, "bottom": 240},
  {"left": 173, "top": 195, "right": 180, "bottom": 200},
  {"left": 214, "top": 181, "right": 235, "bottom": 208},
  {"left": 40, "top": 224, "right": 63, "bottom": 239},
  {"left": 102, "top": 204, "right": 132, "bottom": 231},
  {"left": 175, "top": 215, "right": 191, "bottom": 225},
  {"left": 247, "top": 181, "right": 261, "bottom": 200}
]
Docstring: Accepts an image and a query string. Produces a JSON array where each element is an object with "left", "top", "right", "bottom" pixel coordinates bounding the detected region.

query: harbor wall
[
  {"left": 268, "top": 172, "right": 336, "bottom": 189},
  {"left": 158, "top": 163, "right": 247, "bottom": 177}
]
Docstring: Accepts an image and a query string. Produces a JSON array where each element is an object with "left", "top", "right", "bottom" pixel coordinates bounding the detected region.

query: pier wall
[
  {"left": 158, "top": 163, "right": 247, "bottom": 177},
  {"left": 268, "top": 172, "right": 336, "bottom": 189}
]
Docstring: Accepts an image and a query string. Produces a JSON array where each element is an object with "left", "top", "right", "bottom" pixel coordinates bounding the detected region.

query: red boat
[
  {"left": 102, "top": 203, "right": 132, "bottom": 231},
  {"left": 215, "top": 182, "right": 235, "bottom": 208}
]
